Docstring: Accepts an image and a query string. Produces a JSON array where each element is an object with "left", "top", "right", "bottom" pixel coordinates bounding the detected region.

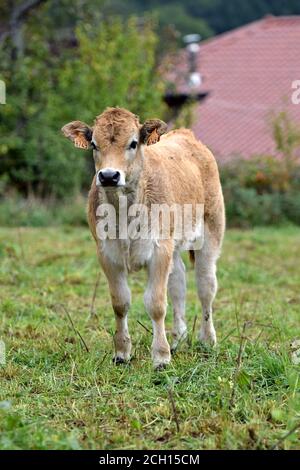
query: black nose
[{"left": 98, "top": 169, "right": 121, "bottom": 187}]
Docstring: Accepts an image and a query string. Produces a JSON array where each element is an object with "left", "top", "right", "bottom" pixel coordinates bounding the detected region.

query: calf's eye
[
  {"left": 91, "top": 141, "right": 98, "bottom": 151},
  {"left": 130, "top": 140, "right": 138, "bottom": 150}
]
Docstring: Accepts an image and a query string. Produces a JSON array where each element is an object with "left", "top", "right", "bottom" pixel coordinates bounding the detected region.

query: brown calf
[{"left": 62, "top": 107, "right": 225, "bottom": 369}]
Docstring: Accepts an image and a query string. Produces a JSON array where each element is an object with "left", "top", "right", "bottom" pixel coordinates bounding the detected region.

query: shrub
[
  {"left": 221, "top": 154, "right": 300, "bottom": 227},
  {"left": 281, "top": 191, "right": 300, "bottom": 225},
  {"left": 0, "top": 195, "right": 88, "bottom": 227}
]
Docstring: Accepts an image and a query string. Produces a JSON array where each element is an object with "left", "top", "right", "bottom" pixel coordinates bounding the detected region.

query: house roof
[{"left": 170, "top": 16, "right": 300, "bottom": 159}]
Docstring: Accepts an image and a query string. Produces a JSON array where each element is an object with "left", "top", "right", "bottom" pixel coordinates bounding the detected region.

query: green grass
[{"left": 0, "top": 226, "right": 299, "bottom": 450}]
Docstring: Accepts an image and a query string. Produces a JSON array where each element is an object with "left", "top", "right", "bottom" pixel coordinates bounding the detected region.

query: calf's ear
[
  {"left": 61, "top": 121, "right": 93, "bottom": 149},
  {"left": 140, "top": 119, "right": 168, "bottom": 146}
]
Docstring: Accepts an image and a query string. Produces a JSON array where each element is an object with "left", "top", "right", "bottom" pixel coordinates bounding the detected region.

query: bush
[
  {"left": 281, "top": 192, "right": 300, "bottom": 225},
  {"left": 0, "top": 195, "right": 88, "bottom": 227},
  {"left": 221, "top": 155, "right": 300, "bottom": 227}
]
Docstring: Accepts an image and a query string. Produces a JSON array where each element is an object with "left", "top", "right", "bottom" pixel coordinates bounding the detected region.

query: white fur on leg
[
  {"left": 168, "top": 250, "right": 187, "bottom": 351},
  {"left": 144, "top": 287, "right": 171, "bottom": 368},
  {"left": 113, "top": 315, "right": 131, "bottom": 362},
  {"left": 195, "top": 225, "right": 220, "bottom": 347},
  {"left": 144, "top": 243, "right": 172, "bottom": 368},
  {"left": 151, "top": 319, "right": 171, "bottom": 368},
  {"left": 199, "top": 319, "right": 217, "bottom": 345},
  {"left": 101, "top": 261, "right": 132, "bottom": 363}
]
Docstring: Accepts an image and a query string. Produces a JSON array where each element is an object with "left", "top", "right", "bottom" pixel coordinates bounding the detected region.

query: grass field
[{"left": 0, "top": 226, "right": 299, "bottom": 450}]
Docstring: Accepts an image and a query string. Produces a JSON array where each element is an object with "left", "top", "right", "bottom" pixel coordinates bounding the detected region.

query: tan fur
[{"left": 63, "top": 107, "right": 225, "bottom": 368}]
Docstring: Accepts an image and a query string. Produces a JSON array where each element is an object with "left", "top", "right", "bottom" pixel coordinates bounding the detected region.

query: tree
[
  {"left": 0, "top": 0, "right": 48, "bottom": 58},
  {"left": 0, "top": 15, "right": 166, "bottom": 198}
]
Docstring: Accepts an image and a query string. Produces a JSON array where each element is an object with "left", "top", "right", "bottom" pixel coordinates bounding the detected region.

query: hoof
[
  {"left": 113, "top": 356, "right": 126, "bottom": 365},
  {"left": 198, "top": 338, "right": 217, "bottom": 348},
  {"left": 154, "top": 363, "right": 168, "bottom": 371},
  {"left": 199, "top": 328, "right": 217, "bottom": 347}
]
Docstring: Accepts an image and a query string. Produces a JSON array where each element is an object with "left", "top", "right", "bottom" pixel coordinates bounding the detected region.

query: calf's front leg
[
  {"left": 100, "top": 257, "right": 132, "bottom": 363},
  {"left": 144, "top": 241, "right": 173, "bottom": 369}
]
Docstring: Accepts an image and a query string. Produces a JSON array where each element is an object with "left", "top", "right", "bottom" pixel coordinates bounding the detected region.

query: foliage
[
  {"left": 272, "top": 112, "right": 300, "bottom": 160},
  {"left": 0, "top": 14, "right": 165, "bottom": 198},
  {"left": 102, "top": 0, "right": 300, "bottom": 37},
  {"left": 0, "top": 226, "right": 299, "bottom": 449},
  {"left": 0, "top": 194, "right": 87, "bottom": 227},
  {"left": 101, "top": 0, "right": 213, "bottom": 40},
  {"left": 183, "top": 0, "right": 300, "bottom": 34},
  {"left": 220, "top": 112, "right": 300, "bottom": 228},
  {"left": 171, "top": 100, "right": 198, "bottom": 130},
  {"left": 149, "top": 3, "right": 213, "bottom": 39},
  {"left": 221, "top": 154, "right": 300, "bottom": 227}
]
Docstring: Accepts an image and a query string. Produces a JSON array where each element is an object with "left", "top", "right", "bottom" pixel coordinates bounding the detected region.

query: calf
[{"left": 62, "top": 107, "right": 225, "bottom": 369}]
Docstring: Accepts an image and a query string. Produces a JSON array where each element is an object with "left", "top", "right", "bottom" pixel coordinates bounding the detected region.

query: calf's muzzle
[{"left": 98, "top": 169, "right": 121, "bottom": 187}]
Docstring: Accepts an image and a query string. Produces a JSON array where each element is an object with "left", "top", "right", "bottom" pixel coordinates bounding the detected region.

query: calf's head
[{"left": 61, "top": 107, "right": 167, "bottom": 188}]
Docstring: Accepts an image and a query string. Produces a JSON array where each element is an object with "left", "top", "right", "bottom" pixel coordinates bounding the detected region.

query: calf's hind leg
[
  {"left": 168, "top": 250, "right": 187, "bottom": 351},
  {"left": 194, "top": 229, "right": 222, "bottom": 345}
]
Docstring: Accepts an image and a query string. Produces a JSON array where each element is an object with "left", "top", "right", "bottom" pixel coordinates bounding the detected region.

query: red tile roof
[{"left": 170, "top": 16, "right": 300, "bottom": 159}]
